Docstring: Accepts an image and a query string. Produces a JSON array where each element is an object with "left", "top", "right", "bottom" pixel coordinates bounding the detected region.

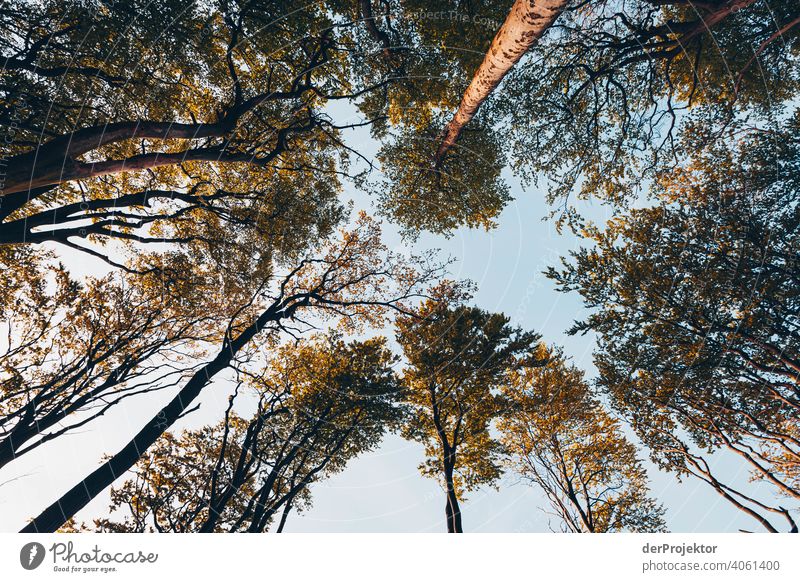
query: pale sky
[{"left": 0, "top": 103, "right": 784, "bottom": 534}]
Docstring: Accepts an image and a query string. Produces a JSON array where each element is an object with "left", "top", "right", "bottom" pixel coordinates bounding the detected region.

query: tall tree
[
  {"left": 1, "top": 1, "right": 509, "bottom": 532},
  {"left": 499, "top": 0, "right": 800, "bottom": 218},
  {"left": 0, "top": 0, "right": 537, "bottom": 254},
  {"left": 378, "top": 0, "right": 799, "bottom": 233},
  {"left": 396, "top": 290, "right": 541, "bottom": 532},
  {"left": 0, "top": 199, "right": 297, "bottom": 471},
  {"left": 92, "top": 334, "right": 402, "bottom": 533},
  {"left": 499, "top": 346, "right": 666, "bottom": 532},
  {"left": 548, "top": 113, "right": 800, "bottom": 532},
  {"left": 0, "top": 0, "right": 364, "bottom": 259},
  {"left": 19, "top": 215, "right": 443, "bottom": 532},
  {"left": 433, "top": 0, "right": 570, "bottom": 165},
  {"left": 374, "top": 0, "right": 569, "bottom": 235}
]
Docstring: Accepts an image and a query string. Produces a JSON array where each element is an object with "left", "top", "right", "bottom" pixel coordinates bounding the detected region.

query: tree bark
[
  {"left": 434, "top": 0, "right": 569, "bottom": 165},
  {"left": 276, "top": 498, "right": 293, "bottom": 533},
  {"left": 443, "top": 462, "right": 463, "bottom": 533},
  {"left": 0, "top": 121, "right": 231, "bottom": 196}
]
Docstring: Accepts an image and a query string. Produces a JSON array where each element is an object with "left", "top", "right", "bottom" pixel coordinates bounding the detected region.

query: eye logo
[{"left": 20, "top": 542, "right": 46, "bottom": 570}]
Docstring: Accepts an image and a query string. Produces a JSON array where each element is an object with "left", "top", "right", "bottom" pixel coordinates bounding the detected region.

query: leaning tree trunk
[
  {"left": 434, "top": 0, "right": 569, "bottom": 165},
  {"left": 19, "top": 300, "right": 293, "bottom": 533}
]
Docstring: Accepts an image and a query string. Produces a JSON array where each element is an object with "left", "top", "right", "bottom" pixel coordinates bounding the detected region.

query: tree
[
  {"left": 0, "top": 267, "right": 225, "bottom": 470},
  {"left": 548, "top": 113, "right": 800, "bottom": 531},
  {"left": 20, "top": 214, "right": 443, "bottom": 532},
  {"left": 93, "top": 334, "right": 402, "bottom": 532},
  {"left": 499, "top": 346, "right": 666, "bottom": 532},
  {"left": 2, "top": 1, "right": 513, "bottom": 532},
  {"left": 433, "top": 0, "right": 570, "bottom": 165},
  {"left": 0, "top": 199, "right": 295, "bottom": 471},
  {"left": 396, "top": 290, "right": 541, "bottom": 532},
  {"left": 376, "top": 0, "right": 799, "bottom": 233},
  {"left": 0, "top": 0, "right": 370, "bottom": 260},
  {"left": 499, "top": 0, "right": 800, "bottom": 216},
  {"left": 363, "top": 0, "right": 522, "bottom": 234},
  {"left": 0, "top": 0, "right": 542, "bottom": 257},
  {"left": 373, "top": 0, "right": 566, "bottom": 234}
]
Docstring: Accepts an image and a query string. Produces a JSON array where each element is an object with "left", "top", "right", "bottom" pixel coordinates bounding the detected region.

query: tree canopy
[
  {"left": 549, "top": 112, "right": 800, "bottom": 532},
  {"left": 93, "top": 334, "right": 402, "bottom": 532},
  {"left": 500, "top": 346, "right": 667, "bottom": 533},
  {"left": 1, "top": 0, "right": 797, "bottom": 535},
  {"left": 396, "top": 290, "right": 541, "bottom": 532}
]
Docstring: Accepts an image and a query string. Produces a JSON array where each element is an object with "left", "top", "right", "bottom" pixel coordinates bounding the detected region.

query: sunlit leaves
[
  {"left": 95, "top": 334, "right": 401, "bottom": 532},
  {"left": 499, "top": 347, "right": 666, "bottom": 533}
]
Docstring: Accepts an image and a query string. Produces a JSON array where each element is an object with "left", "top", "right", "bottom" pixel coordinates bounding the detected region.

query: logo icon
[{"left": 20, "top": 542, "right": 46, "bottom": 570}]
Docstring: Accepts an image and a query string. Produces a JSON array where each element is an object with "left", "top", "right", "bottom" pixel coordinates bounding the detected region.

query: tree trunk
[
  {"left": 434, "top": 0, "right": 569, "bottom": 165},
  {"left": 0, "top": 120, "right": 231, "bottom": 197},
  {"left": 276, "top": 498, "right": 293, "bottom": 533},
  {"left": 19, "top": 300, "right": 292, "bottom": 533},
  {"left": 444, "top": 464, "right": 463, "bottom": 533}
]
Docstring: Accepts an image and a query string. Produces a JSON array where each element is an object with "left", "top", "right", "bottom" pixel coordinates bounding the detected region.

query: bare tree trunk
[
  {"left": 434, "top": 0, "right": 569, "bottom": 165},
  {"left": 443, "top": 462, "right": 463, "bottom": 533},
  {"left": 276, "top": 498, "right": 294, "bottom": 533}
]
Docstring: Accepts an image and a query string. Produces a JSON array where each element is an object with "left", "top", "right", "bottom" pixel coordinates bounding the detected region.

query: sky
[{"left": 0, "top": 103, "right": 784, "bottom": 535}]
